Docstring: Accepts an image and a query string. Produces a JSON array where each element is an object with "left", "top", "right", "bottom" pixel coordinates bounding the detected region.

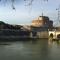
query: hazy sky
[{"left": 0, "top": 0, "right": 60, "bottom": 26}]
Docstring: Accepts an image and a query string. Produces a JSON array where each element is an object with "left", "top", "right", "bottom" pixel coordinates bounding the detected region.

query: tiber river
[{"left": 0, "top": 39, "right": 60, "bottom": 60}]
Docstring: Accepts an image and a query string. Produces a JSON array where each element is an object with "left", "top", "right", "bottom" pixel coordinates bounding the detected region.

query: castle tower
[{"left": 31, "top": 16, "right": 53, "bottom": 27}]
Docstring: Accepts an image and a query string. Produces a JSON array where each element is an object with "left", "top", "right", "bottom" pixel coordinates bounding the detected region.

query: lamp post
[{"left": 56, "top": 5, "right": 60, "bottom": 23}]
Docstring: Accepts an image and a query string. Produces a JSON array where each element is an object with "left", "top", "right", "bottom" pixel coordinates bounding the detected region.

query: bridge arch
[{"left": 50, "top": 33, "right": 53, "bottom": 38}]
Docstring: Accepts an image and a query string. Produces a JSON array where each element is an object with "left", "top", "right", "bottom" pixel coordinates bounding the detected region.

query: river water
[{"left": 0, "top": 39, "right": 60, "bottom": 60}]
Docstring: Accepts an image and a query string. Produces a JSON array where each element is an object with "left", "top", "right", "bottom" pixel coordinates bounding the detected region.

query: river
[{"left": 0, "top": 39, "right": 60, "bottom": 60}]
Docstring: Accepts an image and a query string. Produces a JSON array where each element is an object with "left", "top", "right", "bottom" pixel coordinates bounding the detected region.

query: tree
[{"left": 0, "top": 0, "right": 48, "bottom": 10}]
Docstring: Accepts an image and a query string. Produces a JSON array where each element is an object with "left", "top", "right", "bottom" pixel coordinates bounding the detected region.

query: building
[
  {"left": 31, "top": 16, "right": 53, "bottom": 28},
  {"left": 29, "top": 16, "right": 53, "bottom": 38}
]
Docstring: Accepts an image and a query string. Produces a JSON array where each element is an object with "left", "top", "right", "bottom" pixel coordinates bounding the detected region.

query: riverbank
[{"left": 0, "top": 36, "right": 48, "bottom": 41}]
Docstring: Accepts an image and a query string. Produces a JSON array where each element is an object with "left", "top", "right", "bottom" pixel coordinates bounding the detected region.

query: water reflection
[
  {"left": 0, "top": 39, "right": 60, "bottom": 60},
  {"left": 48, "top": 39, "right": 60, "bottom": 46},
  {"left": 0, "top": 42, "right": 11, "bottom": 46}
]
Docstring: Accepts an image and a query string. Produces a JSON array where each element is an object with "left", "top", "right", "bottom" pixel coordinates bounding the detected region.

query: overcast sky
[{"left": 0, "top": 0, "right": 60, "bottom": 26}]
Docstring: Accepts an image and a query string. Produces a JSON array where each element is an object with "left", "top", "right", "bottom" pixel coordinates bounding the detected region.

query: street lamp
[{"left": 56, "top": 5, "right": 60, "bottom": 23}]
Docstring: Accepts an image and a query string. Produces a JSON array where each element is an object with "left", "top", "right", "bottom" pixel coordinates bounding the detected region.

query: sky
[{"left": 0, "top": 0, "right": 60, "bottom": 26}]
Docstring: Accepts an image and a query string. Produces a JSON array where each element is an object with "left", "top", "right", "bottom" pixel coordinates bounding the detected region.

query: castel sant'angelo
[{"left": 31, "top": 16, "right": 53, "bottom": 28}]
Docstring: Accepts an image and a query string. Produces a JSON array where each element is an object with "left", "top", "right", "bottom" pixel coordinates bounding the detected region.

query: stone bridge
[{"left": 48, "top": 30, "right": 60, "bottom": 39}]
